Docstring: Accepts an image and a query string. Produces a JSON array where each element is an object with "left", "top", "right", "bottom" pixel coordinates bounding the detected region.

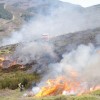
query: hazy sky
[{"left": 60, "top": 0, "right": 100, "bottom": 7}]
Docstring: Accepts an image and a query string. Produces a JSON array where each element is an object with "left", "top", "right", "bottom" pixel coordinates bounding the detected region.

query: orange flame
[
  {"left": 35, "top": 76, "right": 100, "bottom": 97},
  {"left": 35, "top": 76, "right": 81, "bottom": 97},
  {"left": 0, "top": 56, "right": 23, "bottom": 69},
  {"left": 0, "top": 57, "right": 5, "bottom": 61},
  {"left": 0, "top": 57, "right": 5, "bottom": 67}
]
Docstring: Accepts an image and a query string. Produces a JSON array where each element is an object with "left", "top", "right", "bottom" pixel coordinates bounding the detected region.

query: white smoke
[
  {"left": 0, "top": 0, "right": 100, "bottom": 92},
  {"left": 38, "top": 44, "right": 100, "bottom": 88},
  {"left": 0, "top": 0, "right": 98, "bottom": 46},
  {"left": 12, "top": 41, "right": 58, "bottom": 64}
]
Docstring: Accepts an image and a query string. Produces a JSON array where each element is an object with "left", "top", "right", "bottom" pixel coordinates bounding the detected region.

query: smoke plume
[
  {"left": 0, "top": 0, "right": 100, "bottom": 93},
  {"left": 1, "top": 0, "right": 100, "bottom": 46},
  {"left": 37, "top": 44, "right": 100, "bottom": 89}
]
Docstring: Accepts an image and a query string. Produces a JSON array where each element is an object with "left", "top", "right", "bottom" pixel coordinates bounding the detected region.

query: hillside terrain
[
  {"left": 0, "top": 3, "right": 25, "bottom": 39},
  {"left": 0, "top": 27, "right": 100, "bottom": 72},
  {"left": 0, "top": 0, "right": 100, "bottom": 39},
  {"left": 53, "top": 27, "right": 100, "bottom": 56},
  {"left": 0, "top": 0, "right": 100, "bottom": 100}
]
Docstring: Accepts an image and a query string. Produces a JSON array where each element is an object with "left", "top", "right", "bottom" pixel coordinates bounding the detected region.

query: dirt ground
[
  {"left": 0, "top": 89, "right": 33, "bottom": 100},
  {"left": 0, "top": 89, "right": 100, "bottom": 100}
]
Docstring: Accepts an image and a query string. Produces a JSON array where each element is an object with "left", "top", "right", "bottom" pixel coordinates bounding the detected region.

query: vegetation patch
[
  {"left": 0, "top": 49, "right": 11, "bottom": 55},
  {"left": 0, "top": 70, "right": 40, "bottom": 90},
  {"left": 32, "top": 94, "right": 100, "bottom": 100},
  {"left": 90, "top": 90, "right": 100, "bottom": 96}
]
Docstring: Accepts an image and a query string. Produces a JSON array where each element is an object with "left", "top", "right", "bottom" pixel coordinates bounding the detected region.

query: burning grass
[
  {"left": 33, "top": 90, "right": 100, "bottom": 100},
  {"left": 34, "top": 75, "right": 100, "bottom": 97},
  {"left": 0, "top": 44, "right": 41, "bottom": 90},
  {"left": 35, "top": 76, "right": 81, "bottom": 97}
]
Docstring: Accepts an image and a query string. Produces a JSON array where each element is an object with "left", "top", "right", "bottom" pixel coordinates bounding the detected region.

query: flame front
[
  {"left": 0, "top": 56, "right": 23, "bottom": 69},
  {"left": 35, "top": 76, "right": 100, "bottom": 97},
  {"left": 35, "top": 76, "right": 81, "bottom": 97}
]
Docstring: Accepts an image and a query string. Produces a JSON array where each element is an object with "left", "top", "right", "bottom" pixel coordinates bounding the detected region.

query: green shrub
[
  {"left": 0, "top": 71, "right": 40, "bottom": 90},
  {"left": 73, "top": 95, "right": 98, "bottom": 100},
  {"left": 90, "top": 90, "right": 100, "bottom": 96}
]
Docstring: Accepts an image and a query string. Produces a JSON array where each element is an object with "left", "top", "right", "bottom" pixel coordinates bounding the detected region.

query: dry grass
[{"left": 0, "top": 89, "right": 100, "bottom": 100}]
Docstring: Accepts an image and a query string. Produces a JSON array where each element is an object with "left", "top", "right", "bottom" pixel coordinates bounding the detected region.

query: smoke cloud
[
  {"left": 1, "top": 0, "right": 100, "bottom": 46},
  {"left": 0, "top": 0, "right": 100, "bottom": 93},
  {"left": 37, "top": 44, "right": 100, "bottom": 89},
  {"left": 9, "top": 41, "right": 59, "bottom": 74}
]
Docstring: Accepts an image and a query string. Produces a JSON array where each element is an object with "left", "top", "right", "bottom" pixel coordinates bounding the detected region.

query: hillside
[
  {"left": 53, "top": 27, "right": 100, "bottom": 56},
  {"left": 0, "top": 0, "right": 100, "bottom": 83},
  {"left": 0, "top": 3, "right": 28, "bottom": 39},
  {"left": 0, "top": 0, "right": 100, "bottom": 39},
  {"left": 0, "top": 27, "right": 100, "bottom": 72},
  {"left": 0, "top": 1, "right": 100, "bottom": 99}
]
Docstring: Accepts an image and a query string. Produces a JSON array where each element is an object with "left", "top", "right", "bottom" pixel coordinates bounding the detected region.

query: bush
[
  {"left": 0, "top": 71, "right": 40, "bottom": 90},
  {"left": 90, "top": 90, "right": 100, "bottom": 96}
]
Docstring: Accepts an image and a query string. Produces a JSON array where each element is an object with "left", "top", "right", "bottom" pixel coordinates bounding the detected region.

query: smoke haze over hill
[
  {"left": 0, "top": 1, "right": 100, "bottom": 96},
  {"left": 1, "top": 0, "right": 100, "bottom": 46}
]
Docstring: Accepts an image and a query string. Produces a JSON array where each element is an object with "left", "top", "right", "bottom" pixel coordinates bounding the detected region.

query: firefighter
[{"left": 18, "top": 83, "right": 24, "bottom": 92}]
